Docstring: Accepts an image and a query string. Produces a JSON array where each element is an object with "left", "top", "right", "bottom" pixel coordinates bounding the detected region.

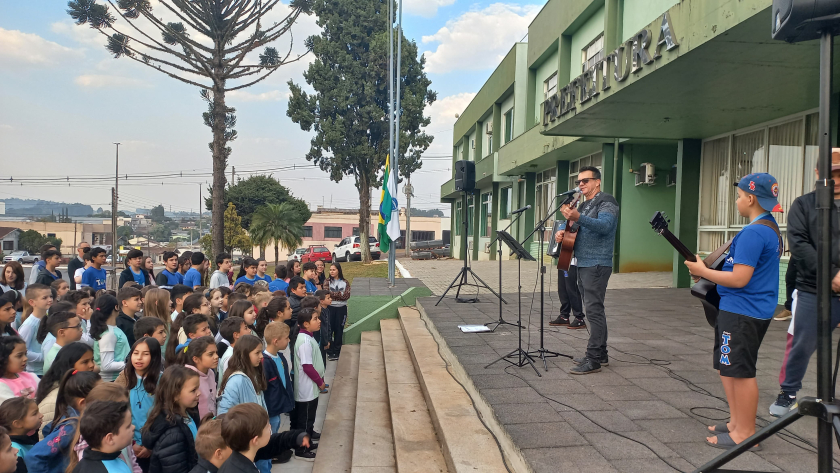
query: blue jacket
[
  {"left": 559, "top": 192, "right": 619, "bottom": 267},
  {"left": 217, "top": 372, "right": 266, "bottom": 415},
  {"left": 262, "top": 352, "right": 294, "bottom": 416},
  {"left": 25, "top": 418, "right": 78, "bottom": 473}
]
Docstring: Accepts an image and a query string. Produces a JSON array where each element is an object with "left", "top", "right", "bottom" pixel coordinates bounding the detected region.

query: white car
[
  {"left": 3, "top": 251, "right": 31, "bottom": 263},
  {"left": 288, "top": 248, "right": 307, "bottom": 262},
  {"left": 333, "top": 236, "right": 381, "bottom": 262}
]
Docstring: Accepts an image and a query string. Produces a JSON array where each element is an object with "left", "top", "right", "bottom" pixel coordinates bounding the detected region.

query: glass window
[
  {"left": 455, "top": 201, "right": 463, "bottom": 236},
  {"left": 412, "top": 231, "right": 435, "bottom": 241},
  {"left": 699, "top": 136, "right": 729, "bottom": 228},
  {"left": 3, "top": 241, "right": 12, "bottom": 251},
  {"left": 535, "top": 168, "right": 556, "bottom": 240},
  {"left": 324, "top": 227, "right": 342, "bottom": 239},
  {"left": 544, "top": 73, "right": 557, "bottom": 100},
  {"left": 582, "top": 34, "right": 605, "bottom": 73},
  {"left": 352, "top": 227, "right": 359, "bottom": 236},
  {"left": 467, "top": 195, "right": 474, "bottom": 237},
  {"left": 302, "top": 226, "right": 313, "bottom": 238},
  {"left": 499, "top": 186, "right": 512, "bottom": 220},
  {"left": 768, "top": 119, "right": 804, "bottom": 226},
  {"left": 568, "top": 152, "right": 603, "bottom": 191},
  {"left": 504, "top": 109, "right": 514, "bottom": 143},
  {"left": 480, "top": 192, "right": 492, "bottom": 237},
  {"left": 730, "top": 130, "right": 767, "bottom": 226}
]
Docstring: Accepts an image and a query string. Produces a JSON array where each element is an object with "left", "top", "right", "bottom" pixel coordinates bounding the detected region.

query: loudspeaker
[
  {"left": 454, "top": 160, "right": 475, "bottom": 192},
  {"left": 772, "top": 0, "right": 840, "bottom": 42}
]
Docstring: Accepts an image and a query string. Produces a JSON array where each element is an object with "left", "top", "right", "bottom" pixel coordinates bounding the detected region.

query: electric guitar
[
  {"left": 556, "top": 194, "right": 582, "bottom": 271},
  {"left": 649, "top": 211, "right": 728, "bottom": 327}
]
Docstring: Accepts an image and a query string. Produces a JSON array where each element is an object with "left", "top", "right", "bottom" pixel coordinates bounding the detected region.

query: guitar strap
[{"left": 703, "top": 219, "right": 784, "bottom": 268}]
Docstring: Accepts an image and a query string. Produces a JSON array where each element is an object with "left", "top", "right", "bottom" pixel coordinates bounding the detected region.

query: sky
[{"left": 0, "top": 0, "right": 544, "bottom": 217}]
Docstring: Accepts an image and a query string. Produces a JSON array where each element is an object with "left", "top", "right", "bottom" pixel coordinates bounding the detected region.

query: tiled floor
[{"left": 418, "top": 289, "right": 839, "bottom": 473}]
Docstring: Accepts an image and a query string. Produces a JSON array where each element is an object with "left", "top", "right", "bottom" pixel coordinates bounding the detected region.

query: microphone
[
  {"left": 558, "top": 187, "right": 581, "bottom": 196},
  {"left": 510, "top": 205, "right": 531, "bottom": 215}
]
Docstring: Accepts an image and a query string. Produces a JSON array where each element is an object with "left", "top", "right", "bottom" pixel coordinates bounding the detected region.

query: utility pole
[
  {"left": 198, "top": 184, "right": 202, "bottom": 244},
  {"left": 112, "top": 142, "right": 120, "bottom": 290},
  {"left": 231, "top": 166, "right": 235, "bottom": 185},
  {"left": 404, "top": 178, "right": 413, "bottom": 257}
]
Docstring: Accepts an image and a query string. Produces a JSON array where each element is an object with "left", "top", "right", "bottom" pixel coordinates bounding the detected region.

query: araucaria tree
[
  {"left": 66, "top": 0, "right": 312, "bottom": 257},
  {"left": 286, "top": 0, "right": 435, "bottom": 263}
]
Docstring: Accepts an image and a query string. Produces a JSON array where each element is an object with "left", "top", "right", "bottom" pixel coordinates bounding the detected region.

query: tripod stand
[
  {"left": 485, "top": 230, "right": 538, "bottom": 375},
  {"left": 523, "top": 193, "right": 574, "bottom": 370},
  {"left": 695, "top": 30, "right": 838, "bottom": 473},
  {"left": 436, "top": 191, "right": 505, "bottom": 306},
  {"left": 486, "top": 211, "right": 526, "bottom": 331}
]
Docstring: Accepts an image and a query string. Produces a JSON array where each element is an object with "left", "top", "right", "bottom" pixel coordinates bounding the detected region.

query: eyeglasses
[
  {"left": 575, "top": 178, "right": 598, "bottom": 186},
  {"left": 66, "top": 324, "right": 81, "bottom": 330}
]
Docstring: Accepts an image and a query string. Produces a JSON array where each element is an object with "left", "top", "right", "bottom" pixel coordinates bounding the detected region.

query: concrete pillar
[
  {"left": 526, "top": 69, "right": 537, "bottom": 128},
  {"left": 489, "top": 182, "right": 499, "bottom": 260},
  {"left": 472, "top": 192, "right": 481, "bottom": 261},
  {"left": 522, "top": 172, "right": 537, "bottom": 250},
  {"left": 602, "top": 142, "right": 622, "bottom": 272},
  {"left": 559, "top": 35, "right": 572, "bottom": 85},
  {"left": 673, "top": 139, "right": 702, "bottom": 288},
  {"left": 604, "top": 0, "right": 621, "bottom": 51},
  {"left": 474, "top": 123, "right": 483, "bottom": 162}
]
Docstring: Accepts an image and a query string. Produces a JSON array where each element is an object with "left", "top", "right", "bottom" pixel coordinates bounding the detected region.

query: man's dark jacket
[
  {"left": 217, "top": 430, "right": 307, "bottom": 473},
  {"left": 67, "top": 256, "right": 84, "bottom": 290},
  {"left": 788, "top": 191, "right": 840, "bottom": 295}
]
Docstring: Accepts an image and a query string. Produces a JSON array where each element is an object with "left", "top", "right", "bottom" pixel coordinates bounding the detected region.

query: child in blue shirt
[
  {"left": 301, "top": 262, "right": 319, "bottom": 293},
  {"left": 183, "top": 252, "right": 206, "bottom": 289},
  {"left": 255, "top": 258, "right": 272, "bottom": 284},
  {"left": 81, "top": 248, "right": 108, "bottom": 292},
  {"left": 685, "top": 172, "right": 782, "bottom": 452},
  {"left": 68, "top": 400, "right": 135, "bottom": 473},
  {"left": 155, "top": 251, "right": 184, "bottom": 288},
  {"left": 234, "top": 258, "right": 259, "bottom": 286}
]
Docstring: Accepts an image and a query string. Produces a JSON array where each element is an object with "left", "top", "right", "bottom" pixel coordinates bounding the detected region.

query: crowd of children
[{"left": 0, "top": 250, "right": 352, "bottom": 473}]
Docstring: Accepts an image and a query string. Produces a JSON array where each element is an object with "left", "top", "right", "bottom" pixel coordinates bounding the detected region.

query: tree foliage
[
  {"left": 286, "top": 0, "right": 435, "bottom": 262},
  {"left": 149, "top": 205, "right": 169, "bottom": 222},
  {"left": 250, "top": 203, "right": 305, "bottom": 263},
  {"left": 19, "top": 230, "right": 63, "bottom": 254},
  {"left": 222, "top": 203, "right": 253, "bottom": 255},
  {"left": 117, "top": 225, "right": 134, "bottom": 240},
  {"left": 205, "top": 175, "right": 311, "bottom": 230},
  {"left": 66, "top": 0, "right": 313, "bottom": 257},
  {"left": 149, "top": 224, "right": 172, "bottom": 242}
]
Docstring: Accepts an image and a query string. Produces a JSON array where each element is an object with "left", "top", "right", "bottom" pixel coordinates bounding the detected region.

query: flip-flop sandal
[
  {"left": 705, "top": 433, "right": 762, "bottom": 452},
  {"left": 708, "top": 423, "right": 730, "bottom": 433}
]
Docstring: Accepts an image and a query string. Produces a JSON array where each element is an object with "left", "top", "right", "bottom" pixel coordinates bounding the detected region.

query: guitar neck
[{"left": 660, "top": 229, "right": 697, "bottom": 262}]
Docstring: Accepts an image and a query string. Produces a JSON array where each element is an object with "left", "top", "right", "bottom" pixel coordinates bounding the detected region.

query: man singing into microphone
[{"left": 554, "top": 166, "right": 619, "bottom": 375}]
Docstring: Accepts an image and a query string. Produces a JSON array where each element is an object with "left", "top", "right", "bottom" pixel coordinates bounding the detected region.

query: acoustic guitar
[
  {"left": 649, "top": 211, "right": 727, "bottom": 327},
  {"left": 556, "top": 194, "right": 582, "bottom": 271}
]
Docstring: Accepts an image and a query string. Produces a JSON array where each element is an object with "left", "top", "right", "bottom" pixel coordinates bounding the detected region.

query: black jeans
[
  {"left": 292, "top": 398, "right": 319, "bottom": 436},
  {"left": 784, "top": 258, "right": 797, "bottom": 311},
  {"left": 328, "top": 305, "right": 347, "bottom": 356},
  {"left": 578, "top": 265, "right": 612, "bottom": 361},
  {"left": 557, "top": 265, "right": 584, "bottom": 319}
]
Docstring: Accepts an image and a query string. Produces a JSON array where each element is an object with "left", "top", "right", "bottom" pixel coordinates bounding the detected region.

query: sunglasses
[
  {"left": 575, "top": 178, "right": 598, "bottom": 186},
  {"left": 65, "top": 324, "right": 82, "bottom": 330}
]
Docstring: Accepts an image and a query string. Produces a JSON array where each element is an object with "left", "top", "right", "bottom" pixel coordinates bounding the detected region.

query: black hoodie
[{"left": 141, "top": 410, "right": 201, "bottom": 473}]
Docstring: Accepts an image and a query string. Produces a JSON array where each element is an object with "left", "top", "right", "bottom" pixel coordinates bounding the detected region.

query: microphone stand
[
  {"left": 522, "top": 192, "right": 575, "bottom": 370},
  {"left": 486, "top": 209, "right": 526, "bottom": 332}
]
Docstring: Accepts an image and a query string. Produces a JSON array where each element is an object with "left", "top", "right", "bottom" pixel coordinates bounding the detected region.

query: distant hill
[{"left": 2, "top": 198, "right": 94, "bottom": 217}]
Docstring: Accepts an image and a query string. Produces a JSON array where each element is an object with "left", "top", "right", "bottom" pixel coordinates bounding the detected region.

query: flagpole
[{"left": 387, "top": 0, "right": 396, "bottom": 285}]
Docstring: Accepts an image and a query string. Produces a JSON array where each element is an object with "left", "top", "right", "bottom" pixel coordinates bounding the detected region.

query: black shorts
[{"left": 713, "top": 310, "right": 771, "bottom": 378}]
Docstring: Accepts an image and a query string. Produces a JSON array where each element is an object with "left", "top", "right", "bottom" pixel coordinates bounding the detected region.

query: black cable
[{"left": 832, "top": 335, "right": 840, "bottom": 400}]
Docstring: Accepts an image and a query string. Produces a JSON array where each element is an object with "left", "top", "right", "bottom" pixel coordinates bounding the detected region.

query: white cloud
[
  {"left": 422, "top": 3, "right": 540, "bottom": 74},
  {"left": 74, "top": 74, "right": 150, "bottom": 88},
  {"left": 0, "top": 28, "right": 82, "bottom": 68},
  {"left": 422, "top": 92, "right": 476, "bottom": 157},
  {"left": 227, "top": 89, "right": 289, "bottom": 102},
  {"left": 404, "top": 0, "right": 456, "bottom": 18},
  {"left": 50, "top": 21, "right": 105, "bottom": 47}
]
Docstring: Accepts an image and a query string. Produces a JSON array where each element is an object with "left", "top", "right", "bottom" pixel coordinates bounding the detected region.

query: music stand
[
  {"left": 485, "top": 212, "right": 527, "bottom": 331},
  {"left": 485, "top": 230, "right": 539, "bottom": 376}
]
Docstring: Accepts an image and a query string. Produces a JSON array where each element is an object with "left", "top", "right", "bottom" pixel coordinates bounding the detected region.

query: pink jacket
[
  {"left": 186, "top": 364, "right": 217, "bottom": 418},
  {"left": 74, "top": 435, "right": 142, "bottom": 473}
]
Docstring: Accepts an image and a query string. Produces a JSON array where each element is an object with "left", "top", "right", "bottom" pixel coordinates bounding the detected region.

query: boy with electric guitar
[{"left": 684, "top": 173, "right": 783, "bottom": 451}]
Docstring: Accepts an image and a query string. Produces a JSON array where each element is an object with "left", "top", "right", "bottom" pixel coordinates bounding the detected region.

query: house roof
[{"left": 0, "top": 227, "right": 20, "bottom": 239}]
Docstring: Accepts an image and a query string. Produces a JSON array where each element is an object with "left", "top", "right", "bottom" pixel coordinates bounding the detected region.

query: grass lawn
[{"left": 266, "top": 261, "right": 392, "bottom": 285}]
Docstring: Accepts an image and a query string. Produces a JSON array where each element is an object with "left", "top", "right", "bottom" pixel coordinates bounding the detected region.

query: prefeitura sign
[{"left": 542, "top": 11, "right": 680, "bottom": 126}]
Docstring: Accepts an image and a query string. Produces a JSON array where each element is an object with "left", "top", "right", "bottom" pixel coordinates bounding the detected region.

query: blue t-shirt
[
  {"left": 131, "top": 268, "right": 146, "bottom": 286},
  {"left": 270, "top": 352, "right": 287, "bottom": 388},
  {"left": 81, "top": 267, "right": 108, "bottom": 291},
  {"left": 268, "top": 278, "right": 289, "bottom": 293},
  {"left": 160, "top": 269, "right": 183, "bottom": 287},
  {"left": 717, "top": 215, "right": 781, "bottom": 320},
  {"left": 234, "top": 276, "right": 257, "bottom": 286},
  {"left": 305, "top": 280, "right": 318, "bottom": 293},
  {"left": 256, "top": 274, "right": 273, "bottom": 283},
  {"left": 185, "top": 416, "right": 198, "bottom": 439},
  {"left": 183, "top": 268, "right": 202, "bottom": 288}
]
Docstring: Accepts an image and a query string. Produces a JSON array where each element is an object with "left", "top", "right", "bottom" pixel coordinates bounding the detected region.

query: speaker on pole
[
  {"left": 454, "top": 160, "right": 475, "bottom": 192},
  {"left": 772, "top": 0, "right": 840, "bottom": 42}
]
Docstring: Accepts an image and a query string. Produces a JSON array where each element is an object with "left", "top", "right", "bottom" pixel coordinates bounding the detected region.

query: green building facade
[{"left": 441, "top": 0, "right": 839, "bottom": 293}]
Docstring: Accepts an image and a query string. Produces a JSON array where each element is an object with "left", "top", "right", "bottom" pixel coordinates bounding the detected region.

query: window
[
  {"left": 488, "top": 135, "right": 493, "bottom": 155},
  {"left": 499, "top": 186, "right": 512, "bottom": 219},
  {"left": 568, "top": 152, "right": 603, "bottom": 190},
  {"left": 582, "top": 34, "right": 605, "bottom": 73},
  {"left": 504, "top": 109, "right": 514, "bottom": 144},
  {"left": 455, "top": 201, "right": 463, "bottom": 236},
  {"left": 480, "top": 192, "right": 492, "bottom": 237},
  {"left": 412, "top": 231, "right": 435, "bottom": 241},
  {"left": 698, "top": 112, "right": 818, "bottom": 253},
  {"left": 543, "top": 73, "right": 558, "bottom": 100},
  {"left": 352, "top": 227, "right": 360, "bottom": 236},
  {"left": 535, "top": 168, "right": 556, "bottom": 240},
  {"left": 467, "top": 195, "right": 475, "bottom": 237},
  {"left": 324, "top": 226, "right": 342, "bottom": 239},
  {"left": 302, "top": 226, "right": 313, "bottom": 238},
  {"left": 3, "top": 241, "right": 12, "bottom": 251}
]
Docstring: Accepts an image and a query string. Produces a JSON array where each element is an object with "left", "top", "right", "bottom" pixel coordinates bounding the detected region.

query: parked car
[
  {"left": 288, "top": 248, "right": 307, "bottom": 262},
  {"left": 299, "top": 246, "right": 332, "bottom": 264},
  {"left": 3, "top": 251, "right": 32, "bottom": 263},
  {"left": 333, "top": 236, "right": 381, "bottom": 262},
  {"left": 20, "top": 253, "right": 40, "bottom": 264}
]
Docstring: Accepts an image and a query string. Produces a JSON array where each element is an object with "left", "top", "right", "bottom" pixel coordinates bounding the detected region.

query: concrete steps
[
  {"left": 398, "top": 307, "right": 508, "bottom": 473},
  {"left": 312, "top": 345, "right": 360, "bottom": 473},
  {"left": 351, "top": 331, "right": 396, "bottom": 473},
  {"left": 380, "top": 319, "right": 447, "bottom": 473}
]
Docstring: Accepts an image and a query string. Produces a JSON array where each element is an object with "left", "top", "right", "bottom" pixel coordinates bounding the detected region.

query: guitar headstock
[{"left": 650, "top": 211, "right": 670, "bottom": 235}]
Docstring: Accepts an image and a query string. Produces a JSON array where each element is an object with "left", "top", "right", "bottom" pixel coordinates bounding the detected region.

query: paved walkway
[
  {"left": 419, "top": 289, "right": 837, "bottom": 473},
  {"left": 398, "top": 258, "right": 672, "bottom": 296}
]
